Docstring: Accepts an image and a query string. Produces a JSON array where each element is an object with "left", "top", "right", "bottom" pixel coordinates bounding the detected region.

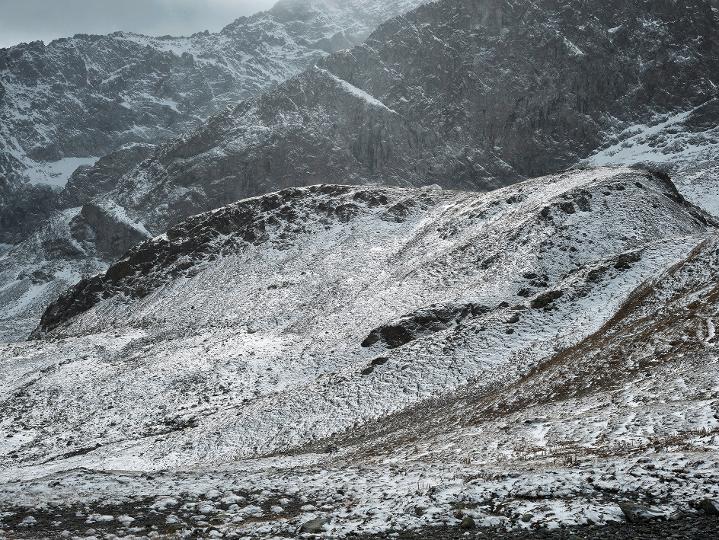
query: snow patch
[
  {"left": 25, "top": 157, "right": 100, "bottom": 188},
  {"left": 317, "top": 68, "right": 398, "bottom": 114}
]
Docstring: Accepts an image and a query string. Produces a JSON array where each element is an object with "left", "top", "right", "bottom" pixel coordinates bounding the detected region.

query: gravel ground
[
  {"left": 2, "top": 507, "right": 717, "bottom": 538},
  {"left": 355, "top": 516, "right": 719, "bottom": 540}
]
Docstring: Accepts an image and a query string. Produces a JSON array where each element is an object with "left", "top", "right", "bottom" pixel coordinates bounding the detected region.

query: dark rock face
[
  {"left": 698, "top": 498, "right": 719, "bottom": 516},
  {"left": 112, "top": 67, "right": 448, "bottom": 233},
  {"left": 530, "top": 290, "right": 564, "bottom": 310},
  {"left": 108, "top": 0, "right": 719, "bottom": 234},
  {"left": 59, "top": 144, "right": 156, "bottom": 209},
  {"left": 5, "top": 0, "right": 719, "bottom": 340},
  {"left": 362, "top": 303, "right": 489, "bottom": 349},
  {"left": 69, "top": 203, "right": 150, "bottom": 260},
  {"left": 0, "top": 178, "right": 57, "bottom": 244}
]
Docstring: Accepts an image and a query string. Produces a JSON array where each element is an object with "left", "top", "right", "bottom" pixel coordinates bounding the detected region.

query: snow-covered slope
[
  {"left": 1, "top": 168, "right": 717, "bottom": 537},
  {"left": 0, "top": 143, "right": 157, "bottom": 342},
  {"left": 0, "top": 201, "right": 150, "bottom": 342},
  {"left": 586, "top": 98, "right": 719, "bottom": 217},
  {"left": 2, "top": 0, "right": 718, "bottom": 344}
]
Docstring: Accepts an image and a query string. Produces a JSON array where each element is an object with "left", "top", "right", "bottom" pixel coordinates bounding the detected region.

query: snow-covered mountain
[
  {"left": 5, "top": 0, "right": 716, "bottom": 345},
  {"left": 0, "top": 0, "right": 433, "bottom": 342},
  {"left": 0, "top": 0, "right": 429, "bottom": 244},
  {"left": 2, "top": 167, "right": 718, "bottom": 537},
  {"left": 102, "top": 0, "right": 719, "bottom": 236},
  {"left": 586, "top": 97, "right": 719, "bottom": 216}
]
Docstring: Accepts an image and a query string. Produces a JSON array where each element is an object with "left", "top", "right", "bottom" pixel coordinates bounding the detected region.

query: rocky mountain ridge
[
  {"left": 0, "top": 0, "right": 431, "bottom": 342},
  {"left": 4, "top": 0, "right": 719, "bottom": 344},
  {"left": 0, "top": 0, "right": 429, "bottom": 243},
  {"left": 104, "top": 0, "right": 719, "bottom": 235}
]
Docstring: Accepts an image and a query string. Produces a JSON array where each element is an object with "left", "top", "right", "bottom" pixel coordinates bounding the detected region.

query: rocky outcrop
[
  {"left": 69, "top": 203, "right": 150, "bottom": 260},
  {"left": 362, "top": 302, "right": 489, "bottom": 349},
  {"left": 0, "top": 178, "right": 57, "bottom": 244},
  {"left": 59, "top": 144, "right": 156, "bottom": 209}
]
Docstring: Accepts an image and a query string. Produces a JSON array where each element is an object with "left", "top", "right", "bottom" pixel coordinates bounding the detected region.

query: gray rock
[
  {"left": 70, "top": 202, "right": 150, "bottom": 260},
  {"left": 698, "top": 498, "right": 719, "bottom": 516},
  {"left": 107, "top": 0, "right": 719, "bottom": 236},
  {"left": 59, "top": 144, "right": 157, "bottom": 209},
  {"left": 460, "top": 516, "right": 476, "bottom": 530},
  {"left": 0, "top": 0, "right": 430, "bottom": 243},
  {"left": 0, "top": 178, "right": 58, "bottom": 244},
  {"left": 299, "top": 517, "right": 330, "bottom": 534},
  {"left": 619, "top": 502, "right": 665, "bottom": 522},
  {"left": 361, "top": 302, "right": 488, "bottom": 349}
]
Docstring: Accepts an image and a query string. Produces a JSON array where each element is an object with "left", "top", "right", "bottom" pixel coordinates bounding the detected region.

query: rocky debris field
[
  {"left": 3, "top": 509, "right": 718, "bottom": 539},
  {"left": 359, "top": 516, "right": 719, "bottom": 540},
  {"left": 1, "top": 448, "right": 718, "bottom": 538}
]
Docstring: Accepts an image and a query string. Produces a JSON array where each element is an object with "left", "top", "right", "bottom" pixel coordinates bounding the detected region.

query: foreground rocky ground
[
  {"left": 361, "top": 516, "right": 719, "bottom": 540},
  {"left": 1, "top": 448, "right": 718, "bottom": 539},
  {"left": 1, "top": 503, "right": 717, "bottom": 539}
]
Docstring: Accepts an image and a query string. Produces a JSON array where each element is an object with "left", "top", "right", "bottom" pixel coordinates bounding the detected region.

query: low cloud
[{"left": 0, "top": 0, "right": 278, "bottom": 48}]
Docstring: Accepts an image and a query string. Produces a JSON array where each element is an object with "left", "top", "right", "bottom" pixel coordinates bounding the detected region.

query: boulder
[
  {"left": 619, "top": 502, "right": 665, "bottom": 522},
  {"left": 299, "top": 517, "right": 330, "bottom": 534},
  {"left": 698, "top": 498, "right": 719, "bottom": 516}
]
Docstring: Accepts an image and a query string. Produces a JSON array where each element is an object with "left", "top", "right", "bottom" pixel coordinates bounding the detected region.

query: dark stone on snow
[
  {"left": 362, "top": 302, "right": 488, "bottom": 349},
  {"left": 614, "top": 252, "right": 641, "bottom": 270},
  {"left": 698, "top": 498, "right": 719, "bottom": 516},
  {"left": 558, "top": 201, "right": 576, "bottom": 214},
  {"left": 619, "top": 502, "right": 664, "bottom": 522},
  {"left": 530, "top": 290, "right": 564, "bottom": 310}
]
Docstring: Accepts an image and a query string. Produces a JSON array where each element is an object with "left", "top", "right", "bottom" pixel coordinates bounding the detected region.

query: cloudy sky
[{"left": 0, "top": 0, "right": 278, "bottom": 48}]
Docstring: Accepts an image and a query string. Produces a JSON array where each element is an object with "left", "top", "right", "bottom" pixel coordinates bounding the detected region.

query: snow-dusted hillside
[
  {"left": 586, "top": 98, "right": 719, "bottom": 217},
  {"left": 2, "top": 0, "right": 718, "bottom": 344},
  {"left": 0, "top": 199, "right": 150, "bottom": 342},
  {"left": 1, "top": 168, "right": 718, "bottom": 537}
]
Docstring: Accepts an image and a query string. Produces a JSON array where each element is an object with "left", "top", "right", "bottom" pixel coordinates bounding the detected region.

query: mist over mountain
[
  {"left": 0, "top": 0, "right": 277, "bottom": 48},
  {"left": 1, "top": 1, "right": 719, "bottom": 539}
]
